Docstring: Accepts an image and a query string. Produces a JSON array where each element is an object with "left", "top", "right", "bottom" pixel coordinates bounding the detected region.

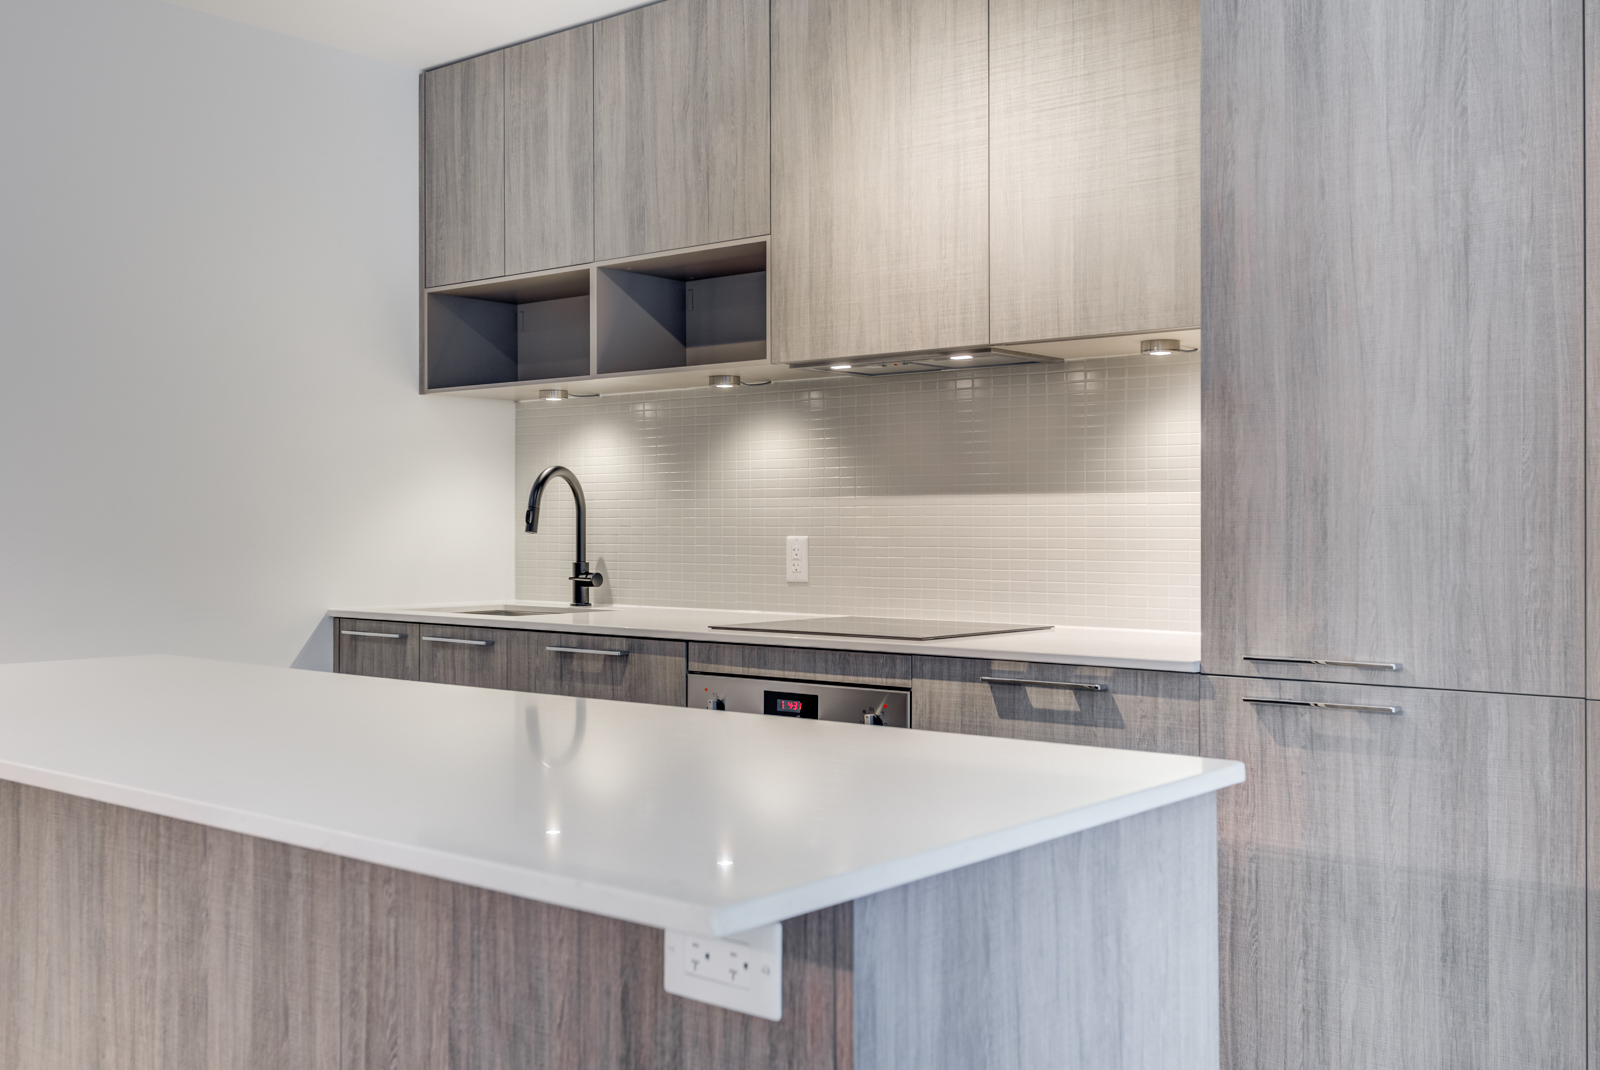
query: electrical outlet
[
  {"left": 785, "top": 536, "right": 808, "bottom": 583},
  {"left": 663, "top": 923, "right": 782, "bottom": 1020}
]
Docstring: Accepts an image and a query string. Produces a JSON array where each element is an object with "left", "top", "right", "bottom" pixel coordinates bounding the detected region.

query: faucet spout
[{"left": 525, "top": 466, "right": 604, "bottom": 606}]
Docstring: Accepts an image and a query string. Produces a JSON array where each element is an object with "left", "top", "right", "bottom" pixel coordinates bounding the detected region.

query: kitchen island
[{"left": 0, "top": 656, "right": 1241, "bottom": 1069}]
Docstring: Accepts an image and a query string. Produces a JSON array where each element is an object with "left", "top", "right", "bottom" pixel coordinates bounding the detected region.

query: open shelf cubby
[
  {"left": 422, "top": 239, "right": 768, "bottom": 395},
  {"left": 425, "top": 267, "right": 591, "bottom": 390},
  {"left": 596, "top": 241, "right": 767, "bottom": 375}
]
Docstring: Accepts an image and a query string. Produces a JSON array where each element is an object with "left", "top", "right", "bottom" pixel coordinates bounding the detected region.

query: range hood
[
  {"left": 823, "top": 348, "right": 1058, "bottom": 377},
  {"left": 809, "top": 329, "right": 1201, "bottom": 377}
]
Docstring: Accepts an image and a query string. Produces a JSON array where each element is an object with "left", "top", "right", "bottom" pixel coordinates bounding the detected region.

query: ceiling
[{"left": 164, "top": 0, "right": 644, "bottom": 69}]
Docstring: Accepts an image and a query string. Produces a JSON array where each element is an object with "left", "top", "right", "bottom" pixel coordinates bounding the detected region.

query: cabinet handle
[
  {"left": 342, "top": 630, "right": 405, "bottom": 639},
  {"left": 1243, "top": 697, "right": 1401, "bottom": 714},
  {"left": 980, "top": 677, "right": 1104, "bottom": 692},
  {"left": 547, "top": 646, "right": 626, "bottom": 657},
  {"left": 1244, "top": 655, "right": 1400, "bottom": 671},
  {"left": 423, "top": 636, "right": 493, "bottom": 647}
]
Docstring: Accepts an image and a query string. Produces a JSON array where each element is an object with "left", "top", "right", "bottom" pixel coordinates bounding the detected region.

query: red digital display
[{"left": 775, "top": 698, "right": 805, "bottom": 713}]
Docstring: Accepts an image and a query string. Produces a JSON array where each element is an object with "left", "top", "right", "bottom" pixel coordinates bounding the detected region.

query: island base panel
[
  {"left": 0, "top": 779, "right": 850, "bottom": 1070},
  {"left": 1, "top": 777, "right": 1218, "bottom": 1069},
  {"left": 854, "top": 794, "right": 1219, "bottom": 1070}
]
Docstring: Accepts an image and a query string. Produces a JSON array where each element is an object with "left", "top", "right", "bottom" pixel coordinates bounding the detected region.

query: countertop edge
[
  {"left": 0, "top": 751, "right": 1242, "bottom": 938},
  {"left": 328, "top": 606, "right": 1204, "bottom": 674},
  {"left": 707, "top": 761, "right": 1244, "bottom": 935}
]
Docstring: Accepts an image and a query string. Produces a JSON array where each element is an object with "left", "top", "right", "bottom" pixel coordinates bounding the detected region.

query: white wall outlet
[
  {"left": 663, "top": 923, "right": 782, "bottom": 1020},
  {"left": 785, "top": 536, "right": 809, "bottom": 583}
]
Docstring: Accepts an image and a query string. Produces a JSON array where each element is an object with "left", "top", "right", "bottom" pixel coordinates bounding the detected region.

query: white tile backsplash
[{"left": 515, "top": 354, "right": 1200, "bottom": 629}]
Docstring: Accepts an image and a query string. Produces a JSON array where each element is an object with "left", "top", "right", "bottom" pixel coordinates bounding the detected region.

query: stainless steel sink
[{"left": 441, "top": 605, "right": 605, "bottom": 617}]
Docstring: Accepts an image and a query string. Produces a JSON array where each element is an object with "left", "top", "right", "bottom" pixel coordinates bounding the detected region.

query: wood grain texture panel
[
  {"left": 689, "top": 642, "right": 911, "bottom": 688},
  {"left": 336, "top": 617, "right": 420, "bottom": 681},
  {"left": 770, "top": 0, "right": 988, "bottom": 364},
  {"left": 854, "top": 794, "right": 1217, "bottom": 1070},
  {"left": 1591, "top": 702, "right": 1600, "bottom": 1069},
  {"left": 1589, "top": 0, "right": 1600, "bottom": 699},
  {"left": 1201, "top": 676, "right": 1584, "bottom": 1070},
  {"left": 1, "top": 779, "right": 851, "bottom": 1069},
  {"left": 341, "top": 854, "right": 851, "bottom": 1070},
  {"left": 417, "top": 623, "right": 509, "bottom": 689},
  {"left": 505, "top": 26, "right": 594, "bottom": 274},
  {"left": 1200, "top": 0, "right": 1585, "bottom": 696},
  {"left": 990, "top": 0, "right": 1199, "bottom": 345},
  {"left": 0, "top": 781, "right": 341, "bottom": 1070},
  {"left": 593, "top": 0, "right": 770, "bottom": 260},
  {"left": 911, "top": 656, "right": 1199, "bottom": 754},
  {"left": 508, "top": 630, "right": 687, "bottom": 705},
  {"left": 423, "top": 52, "right": 505, "bottom": 287}
]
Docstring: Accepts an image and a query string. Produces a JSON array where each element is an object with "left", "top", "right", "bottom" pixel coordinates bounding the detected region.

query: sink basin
[{"left": 441, "top": 605, "right": 605, "bottom": 617}]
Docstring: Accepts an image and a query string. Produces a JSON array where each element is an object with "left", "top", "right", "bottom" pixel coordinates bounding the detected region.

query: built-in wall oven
[{"left": 687, "top": 671, "right": 911, "bottom": 728}]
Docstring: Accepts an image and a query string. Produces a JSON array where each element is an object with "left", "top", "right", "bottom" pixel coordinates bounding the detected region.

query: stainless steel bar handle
[
  {"left": 1244, "top": 655, "right": 1400, "bottom": 671},
  {"left": 980, "top": 677, "right": 1104, "bottom": 692},
  {"left": 422, "top": 636, "right": 493, "bottom": 646},
  {"left": 341, "top": 630, "right": 404, "bottom": 639},
  {"left": 547, "top": 646, "right": 626, "bottom": 656},
  {"left": 1243, "top": 697, "right": 1401, "bottom": 714}
]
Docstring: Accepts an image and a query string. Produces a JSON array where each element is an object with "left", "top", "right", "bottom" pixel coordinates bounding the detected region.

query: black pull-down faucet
[{"left": 525, "top": 466, "right": 605, "bottom": 607}]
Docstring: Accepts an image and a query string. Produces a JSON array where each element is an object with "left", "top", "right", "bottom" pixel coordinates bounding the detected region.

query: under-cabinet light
[
  {"left": 830, "top": 364, "right": 852, "bottom": 370},
  {"left": 948, "top": 354, "right": 974, "bottom": 360},
  {"left": 1140, "top": 339, "right": 1196, "bottom": 357},
  {"left": 708, "top": 375, "right": 772, "bottom": 389}
]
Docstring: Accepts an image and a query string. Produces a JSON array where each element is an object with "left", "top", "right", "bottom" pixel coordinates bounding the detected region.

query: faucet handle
[{"left": 569, "top": 569, "right": 604, "bottom": 588}]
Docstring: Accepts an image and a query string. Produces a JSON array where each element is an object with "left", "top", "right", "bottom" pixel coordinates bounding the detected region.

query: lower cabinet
[
  {"left": 911, "top": 656, "right": 1199, "bottom": 754},
  {"left": 508, "top": 631, "right": 687, "bottom": 705},
  {"left": 1201, "top": 675, "right": 1584, "bottom": 1070},
  {"left": 416, "top": 624, "right": 508, "bottom": 689},
  {"left": 335, "top": 619, "right": 419, "bottom": 681}
]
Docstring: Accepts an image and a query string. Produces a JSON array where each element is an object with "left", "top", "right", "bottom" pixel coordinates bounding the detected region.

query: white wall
[
  {"left": 0, "top": 0, "right": 513, "bottom": 669},
  {"left": 517, "top": 354, "right": 1200, "bottom": 631}
]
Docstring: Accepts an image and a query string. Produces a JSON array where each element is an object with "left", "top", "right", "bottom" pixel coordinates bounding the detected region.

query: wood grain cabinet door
[
  {"left": 504, "top": 26, "right": 594, "bottom": 274},
  {"left": 508, "top": 632, "right": 687, "bottom": 705},
  {"left": 769, "top": 0, "right": 989, "bottom": 365},
  {"left": 989, "top": 0, "right": 1198, "bottom": 345},
  {"left": 335, "top": 619, "right": 419, "bottom": 681},
  {"left": 912, "top": 656, "right": 1198, "bottom": 754},
  {"left": 417, "top": 625, "right": 508, "bottom": 689},
  {"left": 592, "top": 0, "right": 769, "bottom": 260},
  {"left": 1201, "top": 0, "right": 1584, "bottom": 696},
  {"left": 422, "top": 52, "right": 505, "bottom": 287},
  {"left": 1201, "top": 675, "right": 1584, "bottom": 1070}
]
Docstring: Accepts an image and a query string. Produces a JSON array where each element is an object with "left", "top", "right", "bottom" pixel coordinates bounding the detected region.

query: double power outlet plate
[
  {"left": 663, "top": 923, "right": 782, "bottom": 1020},
  {"left": 785, "top": 536, "right": 808, "bottom": 583}
]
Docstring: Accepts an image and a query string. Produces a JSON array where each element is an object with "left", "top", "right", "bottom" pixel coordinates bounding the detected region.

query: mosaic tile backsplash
[{"left": 515, "top": 353, "right": 1200, "bottom": 631}]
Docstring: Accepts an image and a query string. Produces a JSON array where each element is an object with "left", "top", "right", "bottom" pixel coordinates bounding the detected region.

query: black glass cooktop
[{"left": 707, "top": 616, "right": 1053, "bottom": 641}]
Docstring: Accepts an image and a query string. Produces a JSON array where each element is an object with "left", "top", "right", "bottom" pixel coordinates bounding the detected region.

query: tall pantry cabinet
[{"left": 1200, "top": 0, "right": 1588, "bottom": 1065}]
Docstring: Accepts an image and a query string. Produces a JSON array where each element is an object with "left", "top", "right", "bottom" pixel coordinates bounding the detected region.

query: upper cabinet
[
  {"left": 419, "top": 0, "right": 1200, "bottom": 387},
  {"left": 769, "top": 0, "right": 990, "bottom": 366},
  {"left": 422, "top": 52, "right": 505, "bottom": 288},
  {"left": 989, "top": 0, "right": 1198, "bottom": 345},
  {"left": 1201, "top": 0, "right": 1584, "bottom": 696},
  {"left": 505, "top": 26, "right": 594, "bottom": 275},
  {"left": 593, "top": 0, "right": 770, "bottom": 261}
]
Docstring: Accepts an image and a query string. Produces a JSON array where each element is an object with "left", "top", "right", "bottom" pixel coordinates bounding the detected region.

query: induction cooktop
[{"left": 707, "top": 616, "right": 1053, "bottom": 641}]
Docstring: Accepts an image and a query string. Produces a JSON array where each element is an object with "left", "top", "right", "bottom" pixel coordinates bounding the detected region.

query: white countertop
[
  {"left": 0, "top": 656, "right": 1241, "bottom": 936},
  {"left": 329, "top": 601, "right": 1203, "bottom": 673}
]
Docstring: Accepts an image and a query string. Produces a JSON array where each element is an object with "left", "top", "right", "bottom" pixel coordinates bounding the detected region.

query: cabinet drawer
[
  {"left": 911, "top": 656, "right": 1199, "bottom": 755},
  {"left": 1200, "top": 675, "right": 1584, "bottom": 1068},
  {"left": 335, "top": 619, "right": 419, "bottom": 681},
  {"left": 688, "top": 643, "right": 910, "bottom": 688},
  {"left": 417, "top": 624, "right": 507, "bottom": 689},
  {"left": 509, "top": 632, "right": 686, "bottom": 705}
]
